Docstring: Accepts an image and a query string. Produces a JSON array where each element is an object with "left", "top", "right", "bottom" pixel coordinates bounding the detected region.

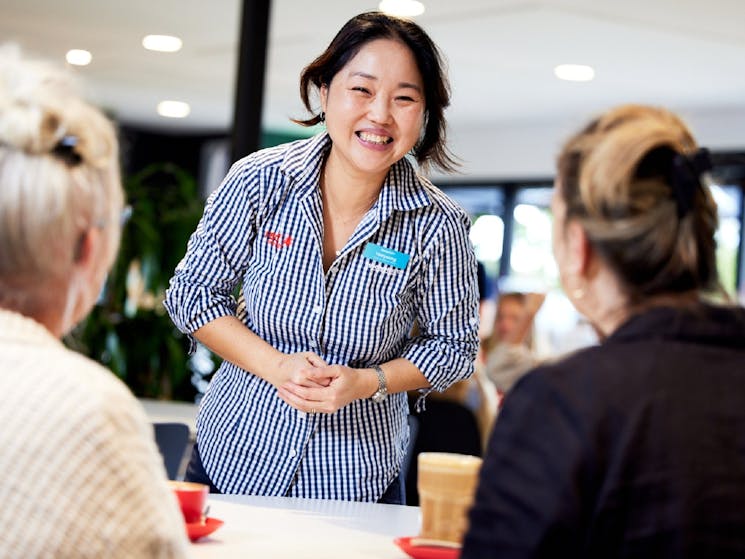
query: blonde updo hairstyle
[
  {"left": 0, "top": 45, "right": 123, "bottom": 316},
  {"left": 556, "top": 104, "right": 719, "bottom": 303}
]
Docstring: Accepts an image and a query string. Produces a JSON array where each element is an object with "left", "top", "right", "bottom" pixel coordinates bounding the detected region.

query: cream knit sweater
[{"left": 0, "top": 309, "right": 190, "bottom": 558}]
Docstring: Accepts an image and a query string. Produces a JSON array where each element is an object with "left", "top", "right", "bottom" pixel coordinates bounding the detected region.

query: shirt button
[
  {"left": 309, "top": 341, "right": 317, "bottom": 348},
  {"left": 312, "top": 305, "right": 322, "bottom": 314},
  {"left": 289, "top": 449, "right": 297, "bottom": 458}
]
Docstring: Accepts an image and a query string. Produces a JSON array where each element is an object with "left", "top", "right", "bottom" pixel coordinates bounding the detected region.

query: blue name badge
[{"left": 363, "top": 242, "right": 410, "bottom": 270}]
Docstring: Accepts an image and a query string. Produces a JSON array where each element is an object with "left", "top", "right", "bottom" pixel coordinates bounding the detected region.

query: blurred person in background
[
  {"left": 0, "top": 45, "right": 188, "bottom": 558},
  {"left": 480, "top": 291, "right": 546, "bottom": 396},
  {"left": 463, "top": 104, "right": 745, "bottom": 558}
]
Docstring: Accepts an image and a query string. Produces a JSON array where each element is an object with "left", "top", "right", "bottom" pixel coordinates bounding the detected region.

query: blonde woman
[
  {"left": 0, "top": 46, "right": 188, "bottom": 558},
  {"left": 464, "top": 105, "right": 745, "bottom": 557}
]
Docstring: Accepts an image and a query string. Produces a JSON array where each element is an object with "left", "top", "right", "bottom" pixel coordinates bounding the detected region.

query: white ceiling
[{"left": 2, "top": 0, "right": 745, "bottom": 141}]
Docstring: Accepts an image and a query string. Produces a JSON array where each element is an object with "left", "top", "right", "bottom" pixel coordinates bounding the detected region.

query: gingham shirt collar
[{"left": 281, "top": 131, "right": 432, "bottom": 216}]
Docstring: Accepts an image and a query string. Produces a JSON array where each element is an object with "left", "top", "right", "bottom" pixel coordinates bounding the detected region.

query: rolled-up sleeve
[
  {"left": 164, "top": 160, "right": 260, "bottom": 335},
  {"left": 401, "top": 211, "right": 479, "bottom": 392}
]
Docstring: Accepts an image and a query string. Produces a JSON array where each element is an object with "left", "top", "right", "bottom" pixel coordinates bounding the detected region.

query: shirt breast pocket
[{"left": 361, "top": 259, "right": 418, "bottom": 333}]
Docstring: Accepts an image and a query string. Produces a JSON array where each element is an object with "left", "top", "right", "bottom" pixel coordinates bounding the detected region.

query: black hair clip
[
  {"left": 670, "top": 148, "right": 712, "bottom": 218},
  {"left": 51, "top": 134, "right": 83, "bottom": 166}
]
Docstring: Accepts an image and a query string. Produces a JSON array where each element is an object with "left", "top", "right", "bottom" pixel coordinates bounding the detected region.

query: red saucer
[
  {"left": 394, "top": 537, "right": 461, "bottom": 559},
  {"left": 186, "top": 517, "right": 224, "bottom": 542}
]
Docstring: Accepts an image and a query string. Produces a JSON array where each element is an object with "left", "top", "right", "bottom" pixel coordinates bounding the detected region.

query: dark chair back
[
  {"left": 404, "top": 398, "right": 482, "bottom": 506},
  {"left": 402, "top": 414, "right": 420, "bottom": 483},
  {"left": 153, "top": 422, "right": 191, "bottom": 480}
]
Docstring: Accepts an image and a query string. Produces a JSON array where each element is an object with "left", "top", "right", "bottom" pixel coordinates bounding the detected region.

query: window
[
  {"left": 711, "top": 184, "right": 743, "bottom": 297},
  {"left": 440, "top": 174, "right": 745, "bottom": 359},
  {"left": 507, "top": 187, "right": 556, "bottom": 292},
  {"left": 442, "top": 183, "right": 593, "bottom": 357},
  {"left": 440, "top": 186, "right": 505, "bottom": 281}
]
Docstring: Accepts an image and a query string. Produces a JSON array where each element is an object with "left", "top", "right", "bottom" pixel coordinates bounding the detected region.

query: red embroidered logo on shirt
[{"left": 265, "top": 231, "right": 292, "bottom": 249}]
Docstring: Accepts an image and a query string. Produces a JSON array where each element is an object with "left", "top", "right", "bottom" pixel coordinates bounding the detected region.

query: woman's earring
[
  {"left": 571, "top": 286, "right": 586, "bottom": 300},
  {"left": 319, "top": 112, "right": 325, "bottom": 123}
]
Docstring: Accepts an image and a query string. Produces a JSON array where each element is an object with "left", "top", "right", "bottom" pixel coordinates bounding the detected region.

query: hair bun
[
  {"left": 670, "top": 148, "right": 713, "bottom": 218},
  {"left": 0, "top": 43, "right": 79, "bottom": 155}
]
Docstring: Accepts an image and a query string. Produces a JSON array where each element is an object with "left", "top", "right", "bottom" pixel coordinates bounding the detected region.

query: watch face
[{"left": 372, "top": 389, "right": 387, "bottom": 403}]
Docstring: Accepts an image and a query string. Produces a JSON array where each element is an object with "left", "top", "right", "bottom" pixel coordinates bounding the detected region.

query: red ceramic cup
[{"left": 168, "top": 481, "right": 209, "bottom": 524}]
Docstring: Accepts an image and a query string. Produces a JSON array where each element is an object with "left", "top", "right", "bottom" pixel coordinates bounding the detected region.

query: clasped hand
[{"left": 275, "top": 352, "right": 368, "bottom": 415}]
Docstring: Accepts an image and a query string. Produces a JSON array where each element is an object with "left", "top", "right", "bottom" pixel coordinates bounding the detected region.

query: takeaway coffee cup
[
  {"left": 417, "top": 452, "right": 483, "bottom": 545},
  {"left": 168, "top": 480, "right": 209, "bottom": 524}
]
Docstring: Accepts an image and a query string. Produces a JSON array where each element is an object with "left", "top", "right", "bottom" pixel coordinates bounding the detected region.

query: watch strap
[{"left": 371, "top": 364, "right": 387, "bottom": 402}]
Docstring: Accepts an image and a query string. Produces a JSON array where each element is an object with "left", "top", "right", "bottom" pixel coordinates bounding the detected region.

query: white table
[{"left": 189, "top": 495, "right": 421, "bottom": 558}]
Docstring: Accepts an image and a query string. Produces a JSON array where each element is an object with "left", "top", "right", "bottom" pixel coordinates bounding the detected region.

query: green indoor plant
[{"left": 67, "top": 162, "right": 214, "bottom": 400}]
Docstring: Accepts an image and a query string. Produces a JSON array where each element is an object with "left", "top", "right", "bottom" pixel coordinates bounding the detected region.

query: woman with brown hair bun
[{"left": 463, "top": 104, "right": 745, "bottom": 557}]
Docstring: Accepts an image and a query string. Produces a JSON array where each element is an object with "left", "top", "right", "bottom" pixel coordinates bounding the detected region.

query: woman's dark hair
[
  {"left": 556, "top": 104, "right": 719, "bottom": 302},
  {"left": 292, "top": 11, "right": 457, "bottom": 173}
]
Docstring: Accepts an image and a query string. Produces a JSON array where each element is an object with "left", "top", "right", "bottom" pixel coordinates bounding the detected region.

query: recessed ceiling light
[
  {"left": 157, "top": 100, "right": 190, "bottom": 118},
  {"left": 554, "top": 64, "right": 595, "bottom": 82},
  {"left": 66, "top": 49, "right": 92, "bottom": 66},
  {"left": 378, "top": 0, "right": 425, "bottom": 17},
  {"left": 142, "top": 35, "right": 183, "bottom": 53}
]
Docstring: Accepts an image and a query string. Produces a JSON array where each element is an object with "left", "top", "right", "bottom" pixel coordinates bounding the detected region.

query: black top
[{"left": 463, "top": 304, "right": 745, "bottom": 558}]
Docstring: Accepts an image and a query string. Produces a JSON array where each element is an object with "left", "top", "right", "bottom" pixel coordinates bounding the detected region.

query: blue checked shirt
[{"left": 165, "top": 132, "right": 479, "bottom": 500}]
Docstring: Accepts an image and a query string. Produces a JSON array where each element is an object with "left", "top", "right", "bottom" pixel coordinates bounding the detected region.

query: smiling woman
[
  {"left": 164, "top": 11, "right": 479, "bottom": 504},
  {"left": 319, "top": 39, "right": 425, "bottom": 187}
]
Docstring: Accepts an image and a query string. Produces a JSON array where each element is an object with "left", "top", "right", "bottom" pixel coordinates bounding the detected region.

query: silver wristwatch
[{"left": 370, "top": 365, "right": 388, "bottom": 403}]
